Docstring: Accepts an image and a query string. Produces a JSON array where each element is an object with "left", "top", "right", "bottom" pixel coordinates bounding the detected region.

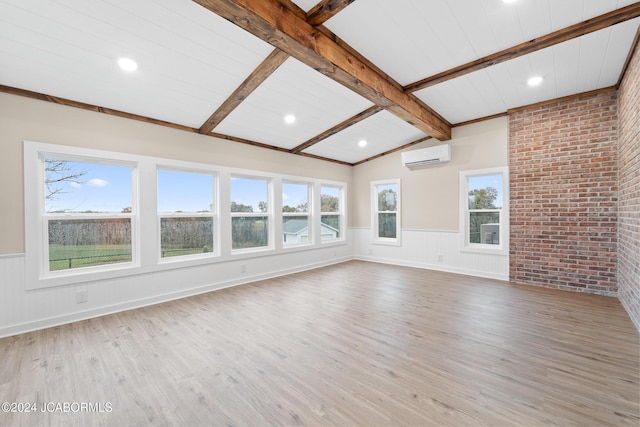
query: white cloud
[
  {"left": 70, "top": 182, "right": 82, "bottom": 188},
  {"left": 283, "top": 193, "right": 290, "bottom": 200},
  {"left": 87, "top": 178, "right": 108, "bottom": 187}
]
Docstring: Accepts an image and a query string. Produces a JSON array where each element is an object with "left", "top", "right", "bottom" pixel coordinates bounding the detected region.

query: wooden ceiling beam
[
  {"left": 0, "top": 84, "right": 198, "bottom": 133},
  {"left": 198, "top": 1, "right": 352, "bottom": 135},
  {"left": 199, "top": 49, "right": 289, "bottom": 134},
  {"left": 306, "top": 0, "right": 355, "bottom": 26},
  {"left": 404, "top": 2, "right": 640, "bottom": 93},
  {"left": 290, "top": 105, "right": 382, "bottom": 153},
  {"left": 193, "top": 0, "right": 451, "bottom": 141}
]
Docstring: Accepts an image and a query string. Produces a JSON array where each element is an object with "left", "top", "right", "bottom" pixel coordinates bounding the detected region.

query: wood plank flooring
[{"left": 0, "top": 260, "right": 638, "bottom": 426}]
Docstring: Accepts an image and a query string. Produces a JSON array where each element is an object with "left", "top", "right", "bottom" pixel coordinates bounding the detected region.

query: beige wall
[
  {"left": 0, "top": 93, "right": 353, "bottom": 254},
  {"left": 351, "top": 116, "right": 508, "bottom": 230}
]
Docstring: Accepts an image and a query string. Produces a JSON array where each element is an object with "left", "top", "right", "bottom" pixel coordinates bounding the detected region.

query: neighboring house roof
[
  {"left": 283, "top": 219, "right": 339, "bottom": 235},
  {"left": 283, "top": 219, "right": 309, "bottom": 234}
]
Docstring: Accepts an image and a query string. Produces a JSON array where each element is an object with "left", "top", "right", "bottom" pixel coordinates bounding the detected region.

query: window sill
[
  {"left": 460, "top": 244, "right": 508, "bottom": 256},
  {"left": 372, "top": 238, "right": 401, "bottom": 247}
]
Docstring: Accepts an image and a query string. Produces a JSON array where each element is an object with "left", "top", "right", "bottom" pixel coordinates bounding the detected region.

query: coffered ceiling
[{"left": 1, "top": 0, "right": 638, "bottom": 165}]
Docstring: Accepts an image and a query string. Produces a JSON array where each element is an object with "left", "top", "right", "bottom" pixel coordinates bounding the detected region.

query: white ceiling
[
  {"left": 1, "top": 0, "right": 638, "bottom": 164},
  {"left": 213, "top": 57, "right": 374, "bottom": 150}
]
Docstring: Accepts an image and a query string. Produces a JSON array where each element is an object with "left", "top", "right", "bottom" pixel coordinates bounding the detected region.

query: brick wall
[
  {"left": 509, "top": 91, "right": 618, "bottom": 296},
  {"left": 618, "top": 40, "right": 640, "bottom": 331}
]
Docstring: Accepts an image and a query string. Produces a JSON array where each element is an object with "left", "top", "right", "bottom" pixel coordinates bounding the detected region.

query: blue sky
[
  {"left": 158, "top": 170, "right": 213, "bottom": 213},
  {"left": 282, "top": 182, "right": 308, "bottom": 210},
  {"left": 468, "top": 174, "right": 503, "bottom": 208},
  {"left": 45, "top": 161, "right": 132, "bottom": 213},
  {"left": 44, "top": 160, "right": 337, "bottom": 213},
  {"left": 231, "top": 177, "right": 268, "bottom": 211}
]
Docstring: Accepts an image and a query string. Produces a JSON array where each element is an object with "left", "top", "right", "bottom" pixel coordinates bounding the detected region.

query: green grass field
[
  {"left": 49, "top": 244, "right": 132, "bottom": 271},
  {"left": 49, "top": 244, "right": 213, "bottom": 270}
]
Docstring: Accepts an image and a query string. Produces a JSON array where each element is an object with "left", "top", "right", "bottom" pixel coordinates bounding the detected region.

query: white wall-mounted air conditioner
[{"left": 401, "top": 144, "right": 451, "bottom": 169}]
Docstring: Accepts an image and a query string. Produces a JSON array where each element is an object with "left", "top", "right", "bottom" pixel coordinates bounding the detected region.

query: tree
[
  {"left": 468, "top": 187, "right": 498, "bottom": 209},
  {"left": 320, "top": 194, "right": 339, "bottom": 212},
  {"left": 283, "top": 202, "right": 308, "bottom": 213},
  {"left": 230, "top": 201, "right": 253, "bottom": 212},
  {"left": 45, "top": 160, "right": 87, "bottom": 200},
  {"left": 258, "top": 201, "right": 268, "bottom": 213},
  {"left": 377, "top": 188, "right": 397, "bottom": 211}
]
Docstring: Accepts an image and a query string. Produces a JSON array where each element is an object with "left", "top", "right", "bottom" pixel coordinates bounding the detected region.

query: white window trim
[
  {"left": 319, "top": 183, "right": 346, "bottom": 244},
  {"left": 459, "top": 167, "right": 509, "bottom": 256},
  {"left": 24, "top": 141, "right": 348, "bottom": 290},
  {"left": 282, "top": 180, "right": 313, "bottom": 248},
  {"left": 156, "top": 166, "right": 218, "bottom": 263},
  {"left": 229, "top": 174, "right": 273, "bottom": 254},
  {"left": 24, "top": 142, "right": 143, "bottom": 289},
  {"left": 371, "top": 179, "right": 401, "bottom": 246}
]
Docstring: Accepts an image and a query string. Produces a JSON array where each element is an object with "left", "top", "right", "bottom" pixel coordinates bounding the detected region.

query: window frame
[
  {"left": 459, "top": 167, "right": 509, "bottom": 255},
  {"left": 229, "top": 174, "right": 273, "bottom": 253},
  {"left": 282, "top": 180, "right": 312, "bottom": 247},
  {"left": 24, "top": 142, "right": 141, "bottom": 289},
  {"left": 319, "top": 183, "right": 346, "bottom": 243},
  {"left": 371, "top": 178, "right": 401, "bottom": 246},
  {"left": 156, "top": 167, "right": 218, "bottom": 262}
]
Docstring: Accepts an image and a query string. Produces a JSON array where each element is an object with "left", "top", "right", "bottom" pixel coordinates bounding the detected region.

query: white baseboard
[{"left": 354, "top": 255, "right": 509, "bottom": 281}]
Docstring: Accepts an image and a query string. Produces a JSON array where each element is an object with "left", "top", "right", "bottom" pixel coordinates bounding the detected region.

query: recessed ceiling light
[
  {"left": 358, "top": 139, "right": 367, "bottom": 147},
  {"left": 284, "top": 114, "right": 296, "bottom": 124},
  {"left": 527, "top": 76, "right": 543, "bottom": 87},
  {"left": 118, "top": 57, "right": 138, "bottom": 72}
]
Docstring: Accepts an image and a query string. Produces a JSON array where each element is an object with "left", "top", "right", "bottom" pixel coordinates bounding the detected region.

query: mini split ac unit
[{"left": 401, "top": 144, "right": 451, "bottom": 169}]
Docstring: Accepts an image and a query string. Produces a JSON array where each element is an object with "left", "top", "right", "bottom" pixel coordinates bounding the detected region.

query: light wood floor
[{"left": 0, "top": 261, "right": 638, "bottom": 426}]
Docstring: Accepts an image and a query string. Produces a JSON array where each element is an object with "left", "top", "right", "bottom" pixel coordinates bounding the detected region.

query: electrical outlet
[
  {"left": 240, "top": 265, "right": 246, "bottom": 274},
  {"left": 437, "top": 254, "right": 443, "bottom": 262},
  {"left": 368, "top": 248, "right": 373, "bottom": 255},
  {"left": 76, "top": 289, "right": 88, "bottom": 304}
]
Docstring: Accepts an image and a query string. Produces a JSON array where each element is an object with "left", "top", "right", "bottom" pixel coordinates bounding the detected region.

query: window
[
  {"left": 282, "top": 182, "right": 311, "bottom": 246},
  {"left": 230, "top": 176, "right": 270, "bottom": 250},
  {"left": 158, "top": 169, "right": 215, "bottom": 259},
  {"left": 320, "top": 185, "right": 343, "bottom": 242},
  {"left": 44, "top": 158, "right": 135, "bottom": 272},
  {"left": 372, "top": 179, "right": 400, "bottom": 244},
  {"left": 460, "top": 168, "right": 508, "bottom": 254}
]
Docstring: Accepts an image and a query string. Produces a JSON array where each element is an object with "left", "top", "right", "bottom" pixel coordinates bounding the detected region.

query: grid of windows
[{"left": 25, "top": 142, "right": 347, "bottom": 289}]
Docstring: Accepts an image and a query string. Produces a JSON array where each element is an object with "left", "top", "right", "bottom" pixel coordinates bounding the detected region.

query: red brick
[{"left": 509, "top": 91, "right": 618, "bottom": 296}]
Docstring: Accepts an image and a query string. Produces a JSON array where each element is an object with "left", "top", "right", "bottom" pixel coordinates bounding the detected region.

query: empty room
[{"left": 0, "top": 0, "right": 639, "bottom": 425}]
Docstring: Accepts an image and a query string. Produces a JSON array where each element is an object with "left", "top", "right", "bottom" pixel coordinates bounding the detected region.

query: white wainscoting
[
  {"left": 0, "top": 244, "right": 352, "bottom": 338},
  {"left": 0, "top": 229, "right": 508, "bottom": 338},
  {"left": 353, "top": 228, "right": 509, "bottom": 281}
]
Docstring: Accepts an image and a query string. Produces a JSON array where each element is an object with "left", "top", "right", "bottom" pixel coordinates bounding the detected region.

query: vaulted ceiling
[{"left": 1, "top": 0, "right": 639, "bottom": 165}]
